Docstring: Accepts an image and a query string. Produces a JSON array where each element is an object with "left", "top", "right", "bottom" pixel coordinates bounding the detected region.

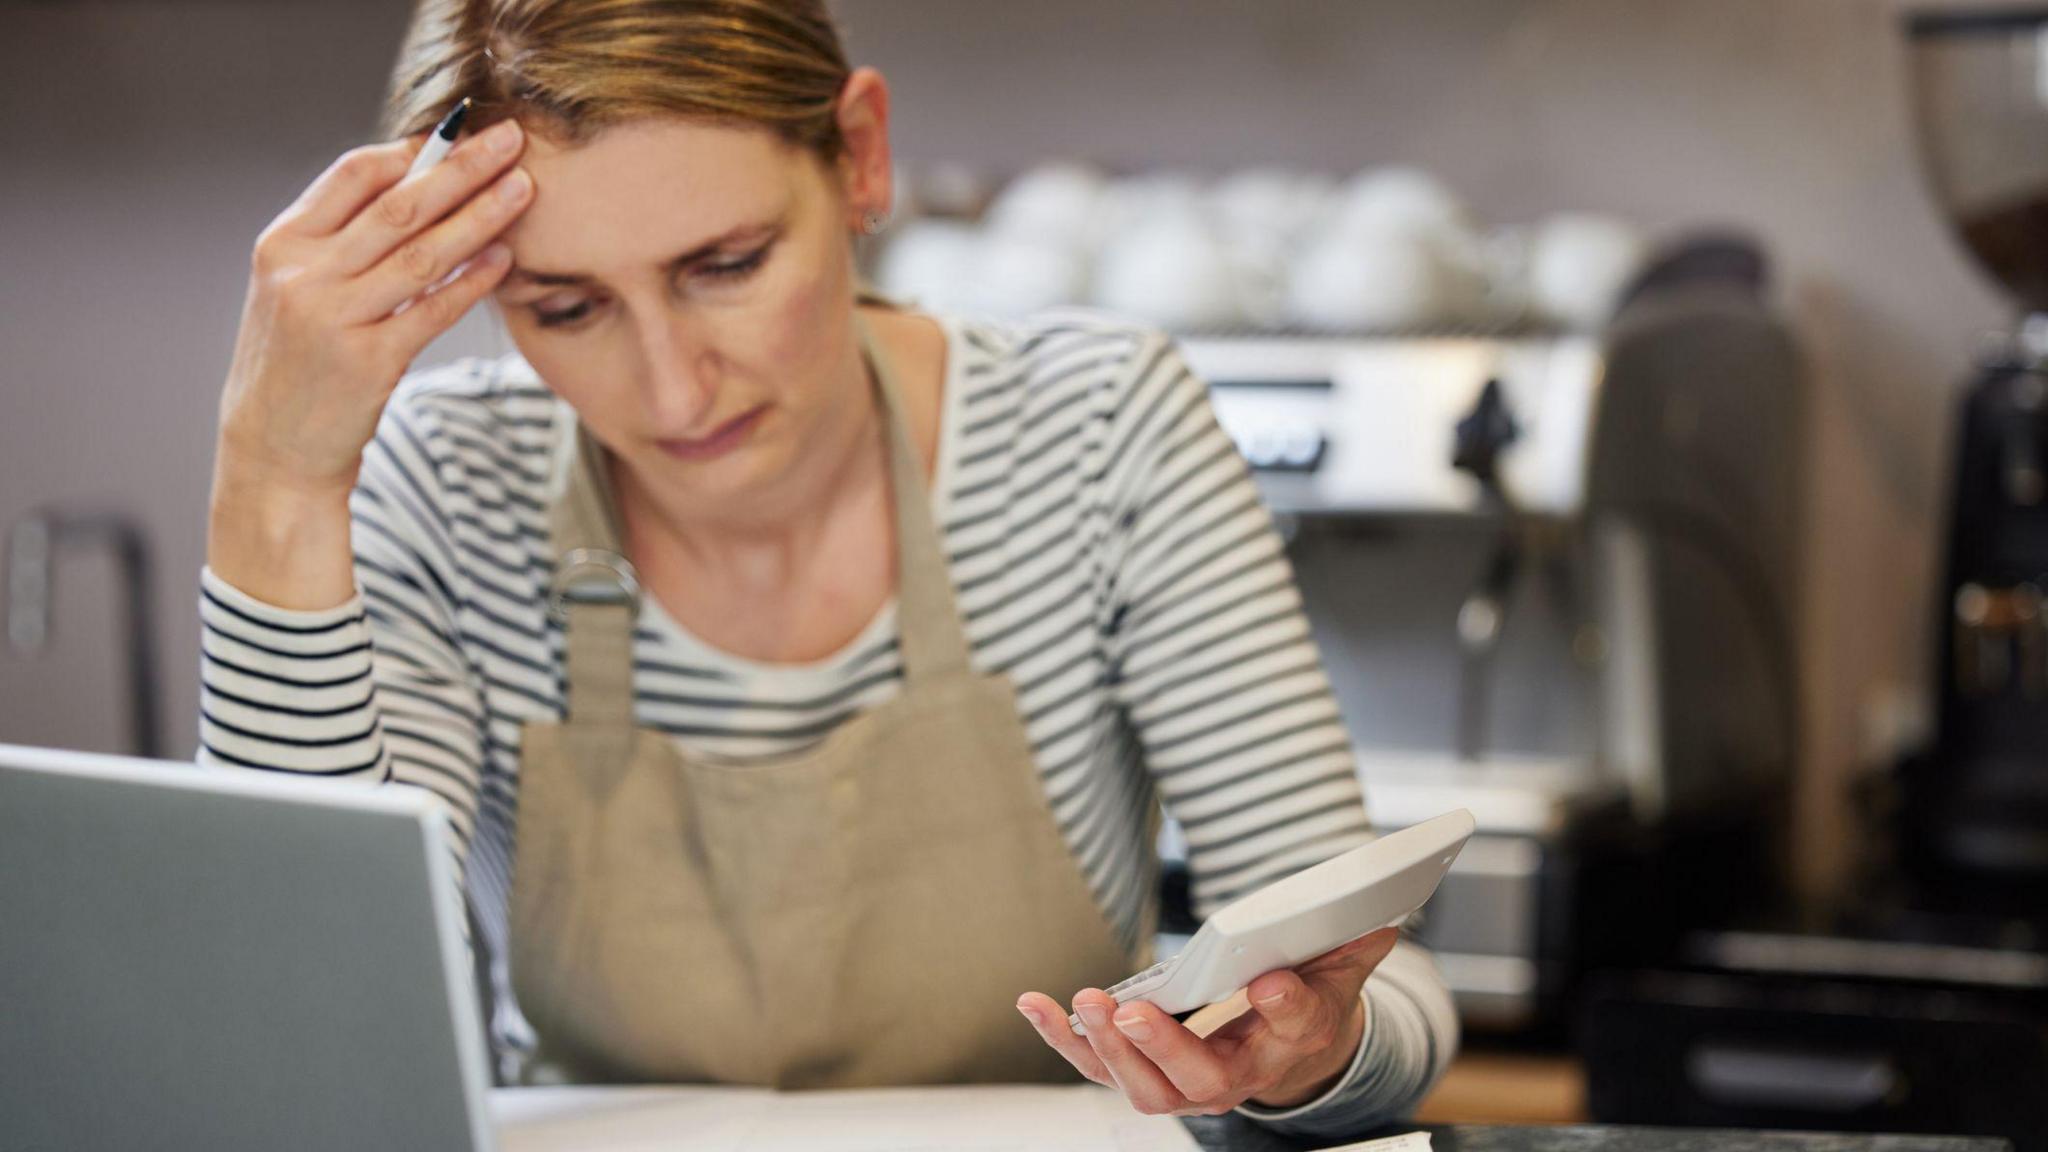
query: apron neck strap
[
  {"left": 547, "top": 307, "right": 971, "bottom": 724},
  {"left": 857, "top": 311, "right": 971, "bottom": 683}
]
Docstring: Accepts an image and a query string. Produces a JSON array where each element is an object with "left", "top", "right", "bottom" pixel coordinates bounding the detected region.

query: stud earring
[{"left": 859, "top": 210, "right": 888, "bottom": 236}]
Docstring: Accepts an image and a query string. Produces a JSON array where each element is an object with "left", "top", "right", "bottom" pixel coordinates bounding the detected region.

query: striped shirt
[{"left": 197, "top": 308, "right": 1454, "bottom": 1135}]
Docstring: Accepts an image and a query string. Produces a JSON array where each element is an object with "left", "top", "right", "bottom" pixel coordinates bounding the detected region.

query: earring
[{"left": 860, "top": 210, "right": 888, "bottom": 236}]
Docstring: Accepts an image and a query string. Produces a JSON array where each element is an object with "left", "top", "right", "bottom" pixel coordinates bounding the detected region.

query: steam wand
[{"left": 1451, "top": 377, "right": 1522, "bottom": 763}]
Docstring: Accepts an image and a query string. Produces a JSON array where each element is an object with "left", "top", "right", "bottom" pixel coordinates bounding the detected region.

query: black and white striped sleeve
[
  {"left": 1103, "top": 333, "right": 1456, "bottom": 1134},
  {"left": 198, "top": 394, "right": 492, "bottom": 874},
  {"left": 198, "top": 573, "right": 384, "bottom": 778},
  {"left": 1104, "top": 333, "right": 1371, "bottom": 914}
]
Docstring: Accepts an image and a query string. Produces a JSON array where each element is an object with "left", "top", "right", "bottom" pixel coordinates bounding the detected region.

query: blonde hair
[{"left": 381, "top": 0, "right": 853, "bottom": 159}]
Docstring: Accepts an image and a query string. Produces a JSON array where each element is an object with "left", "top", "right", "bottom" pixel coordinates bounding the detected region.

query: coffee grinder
[{"left": 1903, "top": 6, "right": 2048, "bottom": 891}]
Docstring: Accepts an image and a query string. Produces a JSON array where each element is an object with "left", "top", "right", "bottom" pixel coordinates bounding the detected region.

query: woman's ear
[{"left": 833, "top": 66, "right": 894, "bottom": 231}]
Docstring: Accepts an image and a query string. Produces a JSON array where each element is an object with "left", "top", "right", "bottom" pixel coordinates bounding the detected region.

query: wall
[
  {"left": 0, "top": 0, "right": 500, "bottom": 758},
  {"left": 0, "top": 0, "right": 2018, "bottom": 893}
]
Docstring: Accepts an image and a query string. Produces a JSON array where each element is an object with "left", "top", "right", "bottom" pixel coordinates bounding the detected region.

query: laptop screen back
[{"left": 0, "top": 745, "right": 493, "bottom": 1152}]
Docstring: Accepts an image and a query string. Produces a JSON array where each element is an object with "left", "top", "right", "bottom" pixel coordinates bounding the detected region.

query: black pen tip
[{"left": 436, "top": 97, "right": 473, "bottom": 142}]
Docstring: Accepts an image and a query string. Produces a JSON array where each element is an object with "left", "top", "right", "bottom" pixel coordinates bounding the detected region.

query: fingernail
[
  {"left": 1255, "top": 990, "right": 1287, "bottom": 1008},
  {"left": 498, "top": 169, "right": 531, "bottom": 204},
  {"left": 486, "top": 120, "right": 521, "bottom": 156},
  {"left": 1017, "top": 1004, "right": 1043, "bottom": 1027},
  {"left": 1113, "top": 1013, "right": 1152, "bottom": 1041},
  {"left": 1077, "top": 1003, "right": 1109, "bottom": 1030}
]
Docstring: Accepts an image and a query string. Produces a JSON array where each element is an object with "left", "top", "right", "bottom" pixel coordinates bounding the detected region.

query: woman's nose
[{"left": 635, "top": 311, "right": 719, "bottom": 431}]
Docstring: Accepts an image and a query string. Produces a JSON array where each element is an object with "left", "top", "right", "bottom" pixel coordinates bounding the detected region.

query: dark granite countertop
[{"left": 1183, "top": 1117, "right": 2013, "bottom": 1152}]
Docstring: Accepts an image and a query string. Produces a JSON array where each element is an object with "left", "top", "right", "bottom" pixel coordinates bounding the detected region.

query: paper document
[
  {"left": 493, "top": 1084, "right": 1200, "bottom": 1152},
  {"left": 1320, "top": 1134, "right": 1432, "bottom": 1152}
]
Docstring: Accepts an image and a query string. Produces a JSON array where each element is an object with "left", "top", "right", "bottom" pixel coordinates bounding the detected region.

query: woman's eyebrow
[{"left": 505, "top": 217, "right": 784, "bottom": 286}]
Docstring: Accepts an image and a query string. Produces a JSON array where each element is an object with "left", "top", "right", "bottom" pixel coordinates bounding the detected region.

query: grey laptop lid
[{"left": 0, "top": 744, "right": 494, "bottom": 1152}]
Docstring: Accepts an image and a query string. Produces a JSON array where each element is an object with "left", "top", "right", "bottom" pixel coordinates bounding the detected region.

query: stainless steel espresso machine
[
  {"left": 1581, "top": 11, "right": 2048, "bottom": 1147},
  {"left": 1180, "top": 234, "right": 1804, "bottom": 1035}
]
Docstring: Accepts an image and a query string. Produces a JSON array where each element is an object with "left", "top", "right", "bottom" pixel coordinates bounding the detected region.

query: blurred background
[{"left": 7, "top": 0, "right": 2048, "bottom": 1142}]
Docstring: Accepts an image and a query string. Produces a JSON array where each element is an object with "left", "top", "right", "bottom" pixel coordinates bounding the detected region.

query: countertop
[
  {"left": 1184, "top": 1117, "right": 2012, "bottom": 1152},
  {"left": 489, "top": 1084, "right": 2011, "bottom": 1152}
]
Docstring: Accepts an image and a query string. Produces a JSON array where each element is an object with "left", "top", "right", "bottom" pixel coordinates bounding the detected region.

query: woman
[{"left": 200, "top": 0, "right": 1455, "bottom": 1133}]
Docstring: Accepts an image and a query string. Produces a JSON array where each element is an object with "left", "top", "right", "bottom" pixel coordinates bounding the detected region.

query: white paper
[
  {"left": 1317, "top": 1133, "right": 1432, "bottom": 1152},
  {"left": 492, "top": 1084, "right": 1200, "bottom": 1152}
]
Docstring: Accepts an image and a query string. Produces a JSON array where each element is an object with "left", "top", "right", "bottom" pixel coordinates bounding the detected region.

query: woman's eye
[
  {"left": 532, "top": 299, "right": 599, "bottom": 329},
  {"left": 696, "top": 246, "right": 769, "bottom": 283}
]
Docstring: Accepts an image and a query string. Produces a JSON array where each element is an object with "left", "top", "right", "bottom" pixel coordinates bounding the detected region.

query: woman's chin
[{"left": 627, "top": 436, "right": 789, "bottom": 507}]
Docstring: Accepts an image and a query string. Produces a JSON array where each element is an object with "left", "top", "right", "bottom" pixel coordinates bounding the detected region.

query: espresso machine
[
  {"left": 1179, "top": 234, "right": 1804, "bottom": 1036},
  {"left": 1582, "top": 11, "right": 2048, "bottom": 1145}
]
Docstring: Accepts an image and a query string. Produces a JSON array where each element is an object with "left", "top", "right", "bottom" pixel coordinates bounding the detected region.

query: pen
[
  {"left": 389, "top": 97, "right": 476, "bottom": 316},
  {"left": 406, "top": 97, "right": 473, "bottom": 179}
]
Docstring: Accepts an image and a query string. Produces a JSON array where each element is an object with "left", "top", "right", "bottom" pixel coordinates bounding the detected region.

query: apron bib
[{"left": 509, "top": 312, "right": 1147, "bottom": 1088}]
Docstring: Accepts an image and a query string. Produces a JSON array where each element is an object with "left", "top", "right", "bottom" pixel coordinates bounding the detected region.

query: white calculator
[{"left": 1069, "top": 808, "right": 1475, "bottom": 1034}]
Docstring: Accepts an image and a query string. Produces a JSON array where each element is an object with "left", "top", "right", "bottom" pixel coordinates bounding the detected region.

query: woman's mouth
[{"left": 657, "top": 406, "right": 768, "bottom": 462}]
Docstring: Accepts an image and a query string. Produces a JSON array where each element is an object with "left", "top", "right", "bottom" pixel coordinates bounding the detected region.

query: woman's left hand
[{"left": 1016, "top": 926, "right": 1402, "bottom": 1117}]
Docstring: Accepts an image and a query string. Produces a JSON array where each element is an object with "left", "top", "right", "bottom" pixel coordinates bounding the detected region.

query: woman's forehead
[
  {"left": 523, "top": 117, "right": 808, "bottom": 204},
  {"left": 506, "top": 118, "right": 816, "bottom": 274}
]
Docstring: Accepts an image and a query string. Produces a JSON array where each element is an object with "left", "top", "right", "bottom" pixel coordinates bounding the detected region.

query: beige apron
[{"left": 510, "top": 312, "right": 1147, "bottom": 1089}]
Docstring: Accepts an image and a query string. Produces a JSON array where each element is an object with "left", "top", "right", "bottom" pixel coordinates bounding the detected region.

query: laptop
[{"left": 0, "top": 743, "right": 496, "bottom": 1151}]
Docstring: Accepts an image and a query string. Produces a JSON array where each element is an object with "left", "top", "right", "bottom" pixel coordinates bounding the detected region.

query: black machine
[
  {"left": 1582, "top": 9, "right": 2048, "bottom": 1149},
  {"left": 1902, "top": 5, "right": 2048, "bottom": 889},
  {"left": 1903, "top": 332, "right": 2048, "bottom": 886}
]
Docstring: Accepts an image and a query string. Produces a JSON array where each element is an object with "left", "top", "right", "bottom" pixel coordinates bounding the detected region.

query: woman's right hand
[
  {"left": 218, "top": 117, "right": 532, "bottom": 495},
  {"left": 208, "top": 118, "right": 532, "bottom": 609}
]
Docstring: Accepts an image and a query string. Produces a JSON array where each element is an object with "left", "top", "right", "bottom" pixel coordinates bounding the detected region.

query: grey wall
[
  {"left": 0, "top": 0, "right": 2017, "bottom": 892},
  {"left": 0, "top": 0, "right": 502, "bottom": 757}
]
